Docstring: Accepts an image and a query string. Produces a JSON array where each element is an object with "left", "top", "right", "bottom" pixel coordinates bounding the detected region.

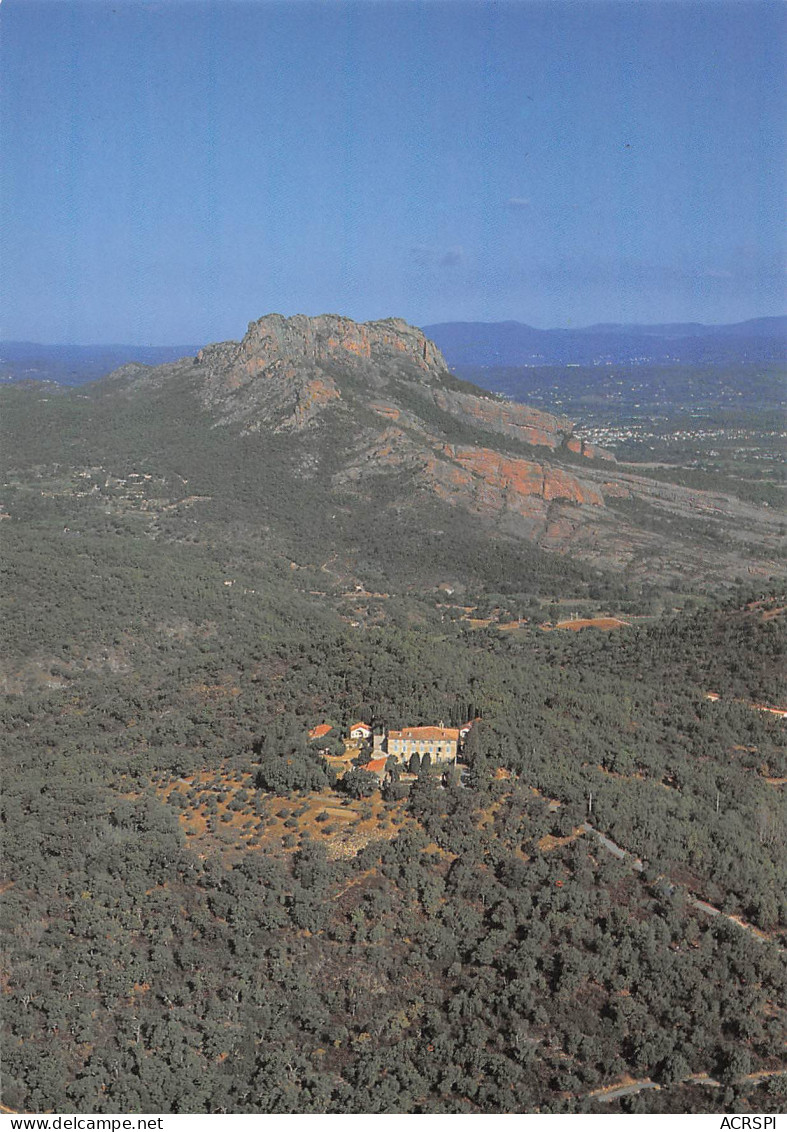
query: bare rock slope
[{"left": 117, "top": 313, "right": 784, "bottom": 583}]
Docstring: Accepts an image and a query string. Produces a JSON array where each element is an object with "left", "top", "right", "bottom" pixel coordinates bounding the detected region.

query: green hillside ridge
[{"left": 1, "top": 315, "right": 785, "bottom": 1114}]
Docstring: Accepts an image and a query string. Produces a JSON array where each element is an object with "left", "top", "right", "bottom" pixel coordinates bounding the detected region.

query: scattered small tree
[{"left": 341, "top": 768, "right": 378, "bottom": 799}]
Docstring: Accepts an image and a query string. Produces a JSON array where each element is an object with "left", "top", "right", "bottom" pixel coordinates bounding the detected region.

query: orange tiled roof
[
  {"left": 308, "top": 723, "right": 333, "bottom": 740},
  {"left": 349, "top": 721, "right": 371, "bottom": 732},
  {"left": 388, "top": 726, "right": 459, "bottom": 742},
  {"left": 364, "top": 757, "right": 388, "bottom": 774}
]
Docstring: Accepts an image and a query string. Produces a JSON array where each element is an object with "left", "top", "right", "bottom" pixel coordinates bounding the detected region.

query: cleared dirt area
[
  {"left": 706, "top": 693, "right": 787, "bottom": 718},
  {"left": 555, "top": 617, "right": 629, "bottom": 631},
  {"left": 261, "top": 791, "right": 409, "bottom": 859},
  {"left": 751, "top": 702, "right": 787, "bottom": 718},
  {"left": 153, "top": 764, "right": 410, "bottom": 861},
  {"left": 538, "top": 827, "right": 586, "bottom": 852}
]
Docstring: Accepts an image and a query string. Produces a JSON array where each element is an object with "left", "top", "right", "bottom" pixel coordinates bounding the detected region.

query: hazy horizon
[
  {"left": 2, "top": 311, "right": 786, "bottom": 352},
  {"left": 2, "top": 0, "right": 785, "bottom": 344}
]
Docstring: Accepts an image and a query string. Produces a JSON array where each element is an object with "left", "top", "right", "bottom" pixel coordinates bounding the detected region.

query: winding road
[
  {"left": 580, "top": 821, "right": 783, "bottom": 949},
  {"left": 588, "top": 1069, "right": 785, "bottom": 1104}
]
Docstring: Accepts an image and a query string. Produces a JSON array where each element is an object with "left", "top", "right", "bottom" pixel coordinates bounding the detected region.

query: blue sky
[{"left": 2, "top": 0, "right": 785, "bottom": 344}]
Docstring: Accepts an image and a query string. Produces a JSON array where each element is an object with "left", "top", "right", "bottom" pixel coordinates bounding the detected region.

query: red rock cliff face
[
  {"left": 442, "top": 446, "right": 604, "bottom": 507},
  {"left": 194, "top": 313, "right": 451, "bottom": 430},
  {"left": 197, "top": 314, "right": 447, "bottom": 386},
  {"left": 110, "top": 314, "right": 783, "bottom": 580},
  {"left": 338, "top": 425, "right": 606, "bottom": 536},
  {"left": 567, "top": 436, "right": 615, "bottom": 462},
  {"left": 432, "top": 389, "right": 573, "bottom": 450},
  {"left": 191, "top": 312, "right": 614, "bottom": 463},
  {"left": 238, "top": 313, "right": 447, "bottom": 372}
]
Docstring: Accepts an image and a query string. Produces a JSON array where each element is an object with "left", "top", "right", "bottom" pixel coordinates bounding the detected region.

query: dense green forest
[{"left": 1, "top": 375, "right": 785, "bottom": 1114}]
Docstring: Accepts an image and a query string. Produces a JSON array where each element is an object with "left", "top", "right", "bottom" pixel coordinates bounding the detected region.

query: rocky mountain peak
[
  {"left": 190, "top": 312, "right": 453, "bottom": 431},
  {"left": 197, "top": 313, "right": 448, "bottom": 380},
  {"left": 87, "top": 312, "right": 783, "bottom": 582},
  {"left": 184, "top": 312, "right": 619, "bottom": 468}
]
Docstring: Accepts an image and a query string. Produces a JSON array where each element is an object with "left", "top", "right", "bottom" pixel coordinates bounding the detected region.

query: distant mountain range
[
  {"left": 1, "top": 316, "right": 784, "bottom": 386},
  {"left": 422, "top": 316, "right": 787, "bottom": 367},
  {"left": 0, "top": 341, "right": 200, "bottom": 386}
]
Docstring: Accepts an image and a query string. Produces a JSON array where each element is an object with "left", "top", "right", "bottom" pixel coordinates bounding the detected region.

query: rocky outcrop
[
  {"left": 99, "top": 312, "right": 783, "bottom": 583},
  {"left": 232, "top": 313, "right": 447, "bottom": 373},
  {"left": 441, "top": 445, "right": 604, "bottom": 508},
  {"left": 187, "top": 313, "right": 611, "bottom": 459},
  {"left": 337, "top": 426, "right": 606, "bottom": 537},
  {"left": 191, "top": 314, "right": 453, "bottom": 432},
  {"left": 566, "top": 436, "right": 615, "bottom": 462},
  {"left": 333, "top": 404, "right": 784, "bottom": 580},
  {"left": 432, "top": 388, "right": 574, "bottom": 450}
]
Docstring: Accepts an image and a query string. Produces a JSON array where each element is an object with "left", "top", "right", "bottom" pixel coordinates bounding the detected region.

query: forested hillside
[
  {"left": 2, "top": 585, "right": 786, "bottom": 1112},
  {"left": 1, "top": 318, "right": 785, "bottom": 1113}
]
